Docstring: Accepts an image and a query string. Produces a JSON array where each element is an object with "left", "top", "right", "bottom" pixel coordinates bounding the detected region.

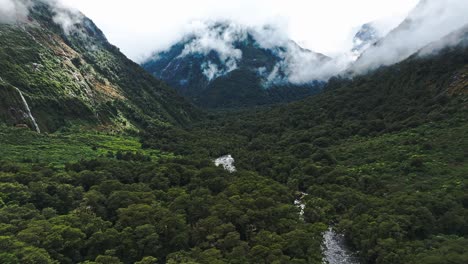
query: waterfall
[
  {"left": 15, "top": 87, "right": 40, "bottom": 133},
  {"left": 294, "top": 192, "right": 307, "bottom": 220}
]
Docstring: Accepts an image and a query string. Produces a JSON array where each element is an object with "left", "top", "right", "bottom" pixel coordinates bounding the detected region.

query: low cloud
[
  {"left": 0, "top": 0, "right": 84, "bottom": 35},
  {"left": 0, "top": 0, "right": 31, "bottom": 23},
  {"left": 45, "top": 0, "right": 84, "bottom": 35},
  {"left": 149, "top": 1, "right": 468, "bottom": 86},
  {"left": 3, "top": 0, "right": 466, "bottom": 85},
  {"left": 162, "top": 21, "right": 338, "bottom": 84},
  {"left": 419, "top": 24, "right": 468, "bottom": 57},
  {"left": 179, "top": 21, "right": 245, "bottom": 80},
  {"left": 351, "top": 0, "right": 468, "bottom": 75}
]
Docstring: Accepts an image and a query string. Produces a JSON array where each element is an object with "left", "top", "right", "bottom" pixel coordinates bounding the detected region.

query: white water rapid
[{"left": 214, "top": 154, "right": 236, "bottom": 173}]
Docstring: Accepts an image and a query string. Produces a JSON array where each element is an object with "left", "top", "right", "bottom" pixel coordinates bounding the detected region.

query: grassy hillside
[{"left": 0, "top": 126, "right": 169, "bottom": 168}]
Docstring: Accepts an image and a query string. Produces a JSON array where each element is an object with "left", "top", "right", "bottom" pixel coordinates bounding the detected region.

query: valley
[{"left": 0, "top": 0, "right": 467, "bottom": 264}]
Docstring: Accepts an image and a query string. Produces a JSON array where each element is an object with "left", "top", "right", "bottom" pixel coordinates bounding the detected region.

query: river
[
  {"left": 294, "top": 193, "right": 360, "bottom": 264},
  {"left": 214, "top": 157, "right": 360, "bottom": 264},
  {"left": 322, "top": 227, "right": 360, "bottom": 264}
]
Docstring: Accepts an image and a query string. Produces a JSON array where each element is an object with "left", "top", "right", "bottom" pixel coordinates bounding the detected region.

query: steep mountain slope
[
  {"left": 0, "top": 0, "right": 199, "bottom": 132},
  {"left": 142, "top": 22, "right": 329, "bottom": 108}
]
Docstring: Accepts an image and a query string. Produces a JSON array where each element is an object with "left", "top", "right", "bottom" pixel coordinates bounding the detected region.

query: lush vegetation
[
  {"left": 0, "top": 126, "right": 325, "bottom": 264},
  {"left": 0, "top": 1, "right": 467, "bottom": 264},
  {"left": 0, "top": 126, "right": 166, "bottom": 167},
  {"left": 140, "top": 44, "right": 468, "bottom": 263}
]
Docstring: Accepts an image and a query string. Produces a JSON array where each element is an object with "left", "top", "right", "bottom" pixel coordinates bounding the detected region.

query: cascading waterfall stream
[
  {"left": 15, "top": 87, "right": 41, "bottom": 133},
  {"left": 294, "top": 193, "right": 360, "bottom": 264},
  {"left": 214, "top": 155, "right": 360, "bottom": 264}
]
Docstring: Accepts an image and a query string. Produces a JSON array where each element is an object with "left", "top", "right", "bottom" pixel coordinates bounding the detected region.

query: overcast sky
[{"left": 59, "top": 0, "right": 419, "bottom": 61}]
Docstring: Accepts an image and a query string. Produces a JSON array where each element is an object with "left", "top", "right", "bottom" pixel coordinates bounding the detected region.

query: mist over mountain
[
  {"left": 141, "top": 0, "right": 468, "bottom": 109},
  {"left": 1, "top": 1, "right": 468, "bottom": 264},
  {"left": 142, "top": 21, "right": 330, "bottom": 108},
  {"left": 351, "top": 0, "right": 468, "bottom": 74},
  {"left": 351, "top": 23, "right": 381, "bottom": 59}
]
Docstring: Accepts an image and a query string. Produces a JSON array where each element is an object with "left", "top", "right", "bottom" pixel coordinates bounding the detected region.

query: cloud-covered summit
[
  {"left": 351, "top": 0, "right": 468, "bottom": 74},
  {"left": 0, "top": 0, "right": 86, "bottom": 36},
  {"left": 145, "top": 0, "right": 468, "bottom": 88},
  {"left": 144, "top": 21, "right": 333, "bottom": 86}
]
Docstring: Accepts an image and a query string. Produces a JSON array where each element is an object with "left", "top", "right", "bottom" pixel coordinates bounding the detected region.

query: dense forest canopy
[{"left": 1, "top": 41, "right": 466, "bottom": 263}]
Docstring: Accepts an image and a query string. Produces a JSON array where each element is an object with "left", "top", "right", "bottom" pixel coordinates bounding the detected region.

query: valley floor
[{"left": 0, "top": 108, "right": 466, "bottom": 263}]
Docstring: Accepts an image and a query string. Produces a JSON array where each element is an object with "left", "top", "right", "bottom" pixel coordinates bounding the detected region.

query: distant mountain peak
[
  {"left": 144, "top": 20, "right": 330, "bottom": 84},
  {"left": 141, "top": 20, "right": 330, "bottom": 108},
  {"left": 352, "top": 23, "right": 381, "bottom": 56}
]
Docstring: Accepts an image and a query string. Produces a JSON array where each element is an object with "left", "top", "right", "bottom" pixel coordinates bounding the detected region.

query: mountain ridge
[
  {"left": 142, "top": 21, "right": 329, "bottom": 108},
  {"left": 0, "top": 0, "right": 199, "bottom": 132}
]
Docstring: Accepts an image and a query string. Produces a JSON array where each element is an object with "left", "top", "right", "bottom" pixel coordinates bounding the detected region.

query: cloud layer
[
  {"left": 0, "top": 0, "right": 30, "bottom": 23},
  {"left": 143, "top": 0, "right": 468, "bottom": 84},
  {"left": 150, "top": 0, "right": 468, "bottom": 86},
  {"left": 160, "top": 21, "right": 336, "bottom": 84},
  {"left": 352, "top": 0, "right": 468, "bottom": 74},
  {"left": 57, "top": 0, "right": 419, "bottom": 61},
  {"left": 2, "top": 0, "right": 467, "bottom": 85}
]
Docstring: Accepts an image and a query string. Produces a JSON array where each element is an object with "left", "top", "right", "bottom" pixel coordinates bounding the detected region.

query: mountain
[
  {"left": 142, "top": 22, "right": 329, "bottom": 108},
  {"left": 351, "top": 23, "right": 381, "bottom": 59},
  {"left": 351, "top": 0, "right": 468, "bottom": 74},
  {"left": 0, "top": 0, "right": 199, "bottom": 132},
  {"left": 142, "top": 24, "right": 468, "bottom": 263}
]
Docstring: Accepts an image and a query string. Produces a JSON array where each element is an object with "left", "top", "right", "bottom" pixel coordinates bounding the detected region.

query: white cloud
[
  {"left": 161, "top": 21, "right": 342, "bottom": 84},
  {"left": 179, "top": 21, "right": 245, "bottom": 79},
  {"left": 49, "top": 0, "right": 84, "bottom": 35},
  {"left": 0, "top": 0, "right": 30, "bottom": 23},
  {"left": 57, "top": 0, "right": 419, "bottom": 61},
  {"left": 352, "top": 0, "right": 468, "bottom": 74},
  {"left": 5, "top": 0, "right": 465, "bottom": 84},
  {"left": 201, "top": 61, "right": 223, "bottom": 81}
]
